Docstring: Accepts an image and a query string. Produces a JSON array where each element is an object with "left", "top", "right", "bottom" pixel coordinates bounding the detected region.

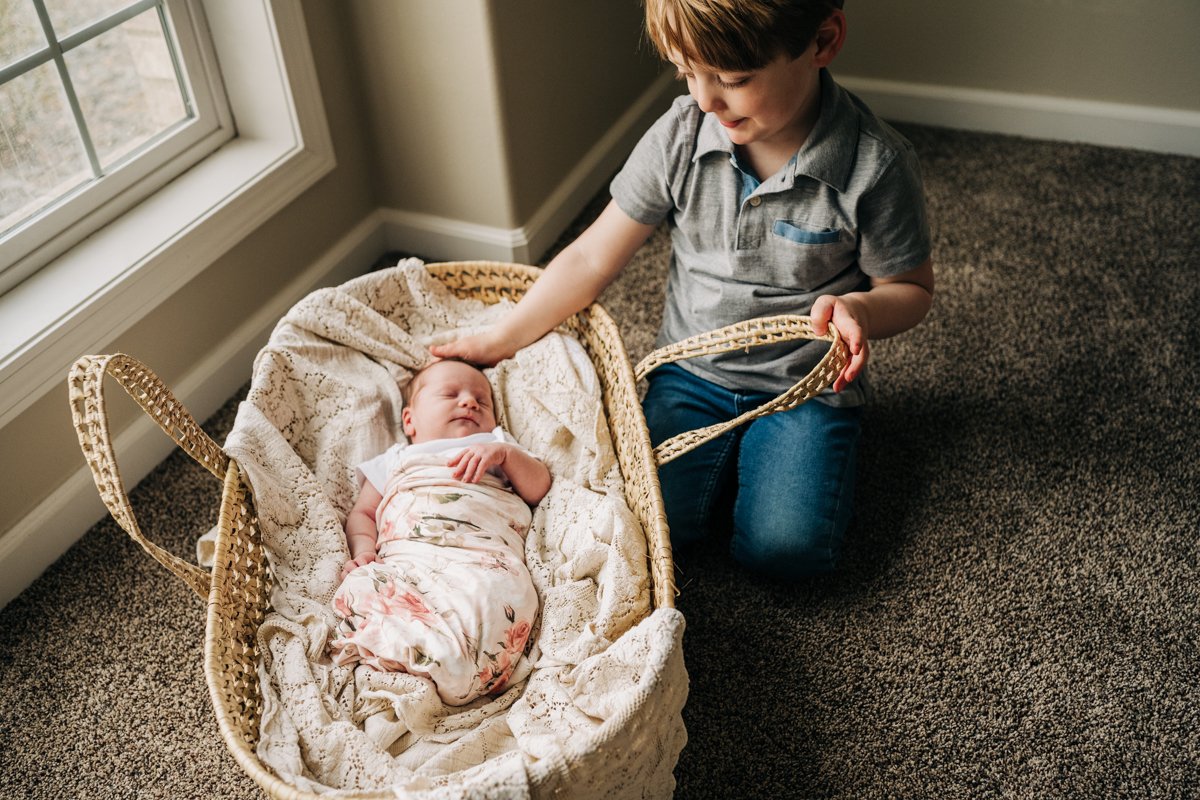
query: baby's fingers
[
  {"left": 341, "top": 554, "right": 376, "bottom": 580},
  {"left": 450, "top": 450, "right": 482, "bottom": 482}
]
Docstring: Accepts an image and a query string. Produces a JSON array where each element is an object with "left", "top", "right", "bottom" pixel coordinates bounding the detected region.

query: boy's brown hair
[{"left": 644, "top": 0, "right": 843, "bottom": 72}]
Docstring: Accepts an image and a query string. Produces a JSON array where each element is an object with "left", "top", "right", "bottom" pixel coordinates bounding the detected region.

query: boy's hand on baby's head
[
  {"left": 448, "top": 443, "right": 509, "bottom": 484},
  {"left": 811, "top": 294, "right": 870, "bottom": 393},
  {"left": 429, "top": 330, "right": 514, "bottom": 367}
]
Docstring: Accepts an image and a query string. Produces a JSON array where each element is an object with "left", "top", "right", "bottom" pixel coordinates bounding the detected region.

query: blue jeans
[{"left": 644, "top": 363, "right": 862, "bottom": 580}]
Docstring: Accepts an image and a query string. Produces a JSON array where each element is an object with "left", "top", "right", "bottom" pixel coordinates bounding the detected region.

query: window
[
  {"left": 0, "top": 0, "right": 334, "bottom": 429},
  {"left": 0, "top": 0, "right": 230, "bottom": 295}
]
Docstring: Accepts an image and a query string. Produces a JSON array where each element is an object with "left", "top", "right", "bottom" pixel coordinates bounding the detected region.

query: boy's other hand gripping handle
[{"left": 634, "top": 315, "right": 847, "bottom": 466}]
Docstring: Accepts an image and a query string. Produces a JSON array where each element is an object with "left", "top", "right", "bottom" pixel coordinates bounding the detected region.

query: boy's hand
[
  {"left": 429, "top": 330, "right": 515, "bottom": 367},
  {"left": 810, "top": 294, "right": 869, "bottom": 393},
  {"left": 448, "top": 442, "right": 510, "bottom": 483},
  {"left": 341, "top": 552, "right": 378, "bottom": 581}
]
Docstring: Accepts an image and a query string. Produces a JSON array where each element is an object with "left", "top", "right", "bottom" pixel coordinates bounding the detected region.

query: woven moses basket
[{"left": 68, "top": 261, "right": 847, "bottom": 798}]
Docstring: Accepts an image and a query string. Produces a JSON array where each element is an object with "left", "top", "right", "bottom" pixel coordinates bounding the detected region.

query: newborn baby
[{"left": 329, "top": 358, "right": 550, "bottom": 705}]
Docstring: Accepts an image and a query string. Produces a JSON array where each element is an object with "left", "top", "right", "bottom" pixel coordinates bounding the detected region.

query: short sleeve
[
  {"left": 856, "top": 142, "right": 932, "bottom": 277},
  {"left": 610, "top": 98, "right": 688, "bottom": 227},
  {"left": 357, "top": 443, "right": 403, "bottom": 493}
]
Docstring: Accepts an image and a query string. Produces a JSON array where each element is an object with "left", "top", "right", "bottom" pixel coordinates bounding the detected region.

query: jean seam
[
  {"left": 728, "top": 391, "right": 765, "bottom": 563},
  {"left": 695, "top": 430, "right": 739, "bottom": 530},
  {"left": 647, "top": 363, "right": 741, "bottom": 540}
]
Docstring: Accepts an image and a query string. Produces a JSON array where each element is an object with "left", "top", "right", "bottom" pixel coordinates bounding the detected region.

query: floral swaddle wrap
[{"left": 329, "top": 427, "right": 540, "bottom": 706}]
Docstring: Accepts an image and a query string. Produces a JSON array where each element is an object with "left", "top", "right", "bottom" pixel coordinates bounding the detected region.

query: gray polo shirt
[{"left": 611, "top": 68, "right": 931, "bottom": 406}]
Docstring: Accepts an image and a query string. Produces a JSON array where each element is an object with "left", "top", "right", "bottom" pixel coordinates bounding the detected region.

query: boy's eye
[{"left": 674, "top": 69, "right": 748, "bottom": 90}]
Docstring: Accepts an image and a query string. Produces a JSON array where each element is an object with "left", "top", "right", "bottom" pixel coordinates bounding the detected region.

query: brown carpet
[{"left": 2, "top": 123, "right": 1198, "bottom": 799}]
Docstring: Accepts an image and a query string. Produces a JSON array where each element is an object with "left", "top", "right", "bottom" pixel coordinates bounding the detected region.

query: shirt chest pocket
[{"left": 760, "top": 219, "right": 854, "bottom": 291}]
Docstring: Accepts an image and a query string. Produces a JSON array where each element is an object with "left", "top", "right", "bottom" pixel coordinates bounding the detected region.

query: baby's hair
[
  {"left": 644, "top": 0, "right": 843, "bottom": 72},
  {"left": 401, "top": 357, "right": 490, "bottom": 406}
]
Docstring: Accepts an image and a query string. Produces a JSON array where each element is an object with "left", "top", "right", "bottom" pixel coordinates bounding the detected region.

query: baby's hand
[
  {"left": 340, "top": 552, "right": 378, "bottom": 581},
  {"left": 448, "top": 442, "right": 509, "bottom": 483}
]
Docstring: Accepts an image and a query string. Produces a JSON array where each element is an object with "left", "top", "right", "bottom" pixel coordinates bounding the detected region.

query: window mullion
[
  {"left": 0, "top": 47, "right": 54, "bottom": 85},
  {"left": 30, "top": 0, "right": 102, "bottom": 177},
  {"left": 157, "top": 3, "right": 194, "bottom": 118},
  {"left": 58, "top": 0, "right": 164, "bottom": 53}
]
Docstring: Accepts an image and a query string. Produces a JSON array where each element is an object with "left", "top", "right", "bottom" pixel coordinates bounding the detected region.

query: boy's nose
[{"left": 692, "top": 82, "right": 723, "bottom": 114}]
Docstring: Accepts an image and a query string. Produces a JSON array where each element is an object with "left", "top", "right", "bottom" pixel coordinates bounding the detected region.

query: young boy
[
  {"left": 331, "top": 359, "right": 550, "bottom": 705},
  {"left": 433, "top": 0, "right": 933, "bottom": 580}
]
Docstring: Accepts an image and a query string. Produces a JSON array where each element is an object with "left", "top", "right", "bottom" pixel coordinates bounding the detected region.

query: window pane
[
  {"left": 0, "top": 61, "right": 90, "bottom": 235},
  {"left": 65, "top": 8, "right": 187, "bottom": 170},
  {"left": 0, "top": 1, "right": 48, "bottom": 65},
  {"left": 42, "top": 0, "right": 133, "bottom": 37}
]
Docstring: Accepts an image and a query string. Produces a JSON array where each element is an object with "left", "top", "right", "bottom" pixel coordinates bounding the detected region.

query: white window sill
[{"left": 0, "top": 0, "right": 334, "bottom": 428}]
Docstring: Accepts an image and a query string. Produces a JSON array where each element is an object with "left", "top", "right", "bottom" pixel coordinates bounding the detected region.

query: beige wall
[
  {"left": 0, "top": 0, "right": 376, "bottom": 541},
  {"left": 486, "top": 0, "right": 663, "bottom": 223},
  {"left": 346, "top": 0, "right": 514, "bottom": 228},
  {"left": 835, "top": 0, "right": 1200, "bottom": 112},
  {"left": 347, "top": 0, "right": 665, "bottom": 230}
]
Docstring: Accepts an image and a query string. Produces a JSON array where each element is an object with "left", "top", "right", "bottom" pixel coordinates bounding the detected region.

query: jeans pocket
[{"left": 772, "top": 219, "right": 842, "bottom": 245}]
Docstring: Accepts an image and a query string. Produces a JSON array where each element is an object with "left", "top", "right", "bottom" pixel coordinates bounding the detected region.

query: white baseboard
[
  {"left": 380, "top": 70, "right": 680, "bottom": 265},
  {"left": 839, "top": 75, "right": 1200, "bottom": 158},
  {"left": 0, "top": 212, "right": 386, "bottom": 610}
]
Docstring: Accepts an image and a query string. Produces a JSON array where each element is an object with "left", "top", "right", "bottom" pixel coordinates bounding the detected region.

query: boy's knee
[{"left": 731, "top": 515, "right": 843, "bottom": 580}]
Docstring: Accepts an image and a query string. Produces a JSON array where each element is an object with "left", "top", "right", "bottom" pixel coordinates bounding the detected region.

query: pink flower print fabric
[{"left": 329, "top": 445, "right": 540, "bottom": 706}]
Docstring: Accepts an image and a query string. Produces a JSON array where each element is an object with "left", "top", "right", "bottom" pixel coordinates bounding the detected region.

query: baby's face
[{"left": 402, "top": 360, "right": 497, "bottom": 443}]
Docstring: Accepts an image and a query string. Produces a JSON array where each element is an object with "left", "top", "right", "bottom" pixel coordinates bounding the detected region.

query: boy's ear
[
  {"left": 813, "top": 9, "right": 847, "bottom": 67},
  {"left": 402, "top": 406, "right": 416, "bottom": 438}
]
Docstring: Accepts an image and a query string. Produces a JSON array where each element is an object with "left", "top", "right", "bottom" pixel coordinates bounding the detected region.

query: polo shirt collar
[
  {"left": 694, "top": 108, "right": 734, "bottom": 161},
  {"left": 792, "top": 68, "right": 856, "bottom": 192},
  {"left": 691, "top": 68, "right": 858, "bottom": 193}
]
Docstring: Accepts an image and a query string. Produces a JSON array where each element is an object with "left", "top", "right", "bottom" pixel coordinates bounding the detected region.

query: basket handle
[
  {"left": 68, "top": 353, "right": 229, "bottom": 600},
  {"left": 633, "top": 315, "right": 848, "bottom": 466}
]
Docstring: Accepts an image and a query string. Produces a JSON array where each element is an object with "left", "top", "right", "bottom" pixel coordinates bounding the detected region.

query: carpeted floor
[{"left": 2, "top": 123, "right": 1197, "bottom": 799}]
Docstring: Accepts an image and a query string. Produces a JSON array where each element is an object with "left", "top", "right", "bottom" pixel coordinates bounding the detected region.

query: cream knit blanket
[{"left": 211, "top": 261, "right": 687, "bottom": 797}]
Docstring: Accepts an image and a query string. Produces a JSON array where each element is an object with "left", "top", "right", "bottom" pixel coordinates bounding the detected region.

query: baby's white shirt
[{"left": 357, "top": 426, "right": 525, "bottom": 493}]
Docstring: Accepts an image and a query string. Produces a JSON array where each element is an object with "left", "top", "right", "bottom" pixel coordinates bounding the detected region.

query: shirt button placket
[{"left": 738, "top": 194, "right": 764, "bottom": 250}]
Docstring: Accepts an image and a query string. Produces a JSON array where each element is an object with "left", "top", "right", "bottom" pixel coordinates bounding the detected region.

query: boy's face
[
  {"left": 402, "top": 360, "right": 497, "bottom": 443},
  {"left": 669, "top": 11, "right": 844, "bottom": 156},
  {"left": 673, "top": 48, "right": 821, "bottom": 152}
]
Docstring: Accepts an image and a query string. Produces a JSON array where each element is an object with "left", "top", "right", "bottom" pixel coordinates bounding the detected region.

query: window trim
[
  {"left": 0, "top": 0, "right": 233, "bottom": 295},
  {"left": 0, "top": 0, "right": 335, "bottom": 428}
]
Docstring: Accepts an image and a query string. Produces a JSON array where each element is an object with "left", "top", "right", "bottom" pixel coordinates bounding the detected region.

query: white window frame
[
  {"left": 0, "top": 0, "right": 335, "bottom": 428},
  {"left": 0, "top": 0, "right": 231, "bottom": 294}
]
